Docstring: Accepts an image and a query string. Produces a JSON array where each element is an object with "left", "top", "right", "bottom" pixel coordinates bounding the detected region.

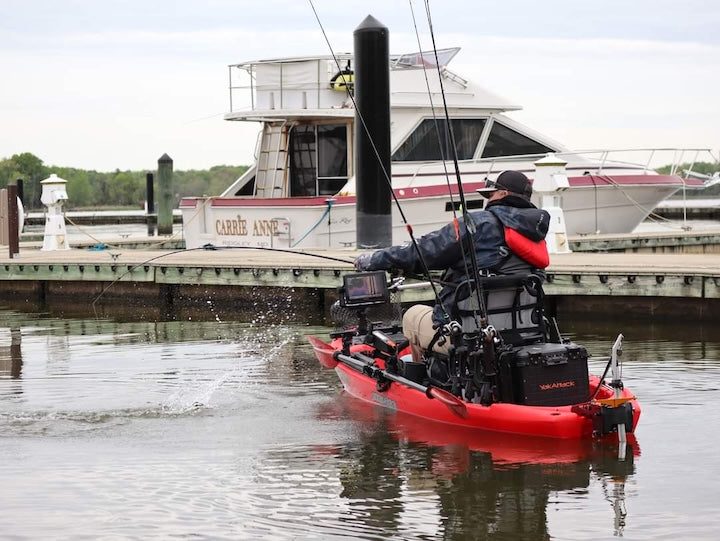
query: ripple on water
[{"left": 3, "top": 315, "right": 720, "bottom": 539}]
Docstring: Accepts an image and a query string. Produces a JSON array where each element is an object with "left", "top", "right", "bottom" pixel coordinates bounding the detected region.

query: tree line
[
  {"left": 0, "top": 152, "right": 249, "bottom": 210},
  {"left": 1, "top": 152, "right": 717, "bottom": 211}
]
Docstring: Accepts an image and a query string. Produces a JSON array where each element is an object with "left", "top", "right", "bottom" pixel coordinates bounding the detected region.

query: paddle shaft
[
  {"left": 334, "top": 352, "right": 430, "bottom": 393},
  {"left": 334, "top": 350, "right": 468, "bottom": 419}
]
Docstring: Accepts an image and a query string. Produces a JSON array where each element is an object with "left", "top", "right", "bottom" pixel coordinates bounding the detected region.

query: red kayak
[
  {"left": 317, "top": 390, "right": 640, "bottom": 471},
  {"left": 310, "top": 271, "right": 641, "bottom": 441},
  {"left": 310, "top": 335, "right": 641, "bottom": 440}
]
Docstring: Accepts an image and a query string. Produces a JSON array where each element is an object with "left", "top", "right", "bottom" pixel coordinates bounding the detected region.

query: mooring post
[
  {"left": 7, "top": 182, "right": 19, "bottom": 258},
  {"left": 157, "top": 154, "right": 173, "bottom": 235},
  {"left": 39, "top": 174, "right": 70, "bottom": 251},
  {"left": 16, "top": 178, "right": 24, "bottom": 208},
  {"left": 354, "top": 15, "right": 392, "bottom": 249},
  {"left": 10, "top": 327, "right": 22, "bottom": 379},
  {"left": 146, "top": 172, "right": 156, "bottom": 236}
]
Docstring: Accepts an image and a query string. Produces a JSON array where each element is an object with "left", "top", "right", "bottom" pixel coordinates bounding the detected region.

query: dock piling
[
  {"left": 146, "top": 172, "right": 156, "bottom": 236},
  {"left": 7, "top": 182, "right": 19, "bottom": 258},
  {"left": 157, "top": 154, "right": 173, "bottom": 236},
  {"left": 354, "top": 15, "right": 392, "bottom": 249}
]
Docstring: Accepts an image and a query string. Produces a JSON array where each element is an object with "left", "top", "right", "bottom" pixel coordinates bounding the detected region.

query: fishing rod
[
  {"left": 200, "top": 244, "right": 356, "bottom": 264},
  {"left": 307, "top": 0, "right": 450, "bottom": 320},
  {"left": 420, "top": 0, "right": 489, "bottom": 330},
  {"left": 407, "top": 0, "right": 483, "bottom": 331},
  {"left": 90, "top": 244, "right": 358, "bottom": 318},
  {"left": 407, "top": 1, "right": 458, "bottom": 209}
]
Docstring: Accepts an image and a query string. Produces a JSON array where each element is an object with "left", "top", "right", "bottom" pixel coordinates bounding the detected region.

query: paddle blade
[
  {"left": 307, "top": 336, "right": 338, "bottom": 369},
  {"left": 428, "top": 387, "right": 468, "bottom": 419}
]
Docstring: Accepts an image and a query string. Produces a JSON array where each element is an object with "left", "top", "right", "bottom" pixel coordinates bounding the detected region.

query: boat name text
[{"left": 216, "top": 215, "right": 281, "bottom": 237}]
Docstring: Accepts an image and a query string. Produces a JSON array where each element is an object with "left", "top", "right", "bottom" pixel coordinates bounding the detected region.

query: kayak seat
[{"left": 453, "top": 274, "right": 546, "bottom": 346}]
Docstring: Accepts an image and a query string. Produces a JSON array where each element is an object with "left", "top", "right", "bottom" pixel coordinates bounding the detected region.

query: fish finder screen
[{"left": 342, "top": 271, "right": 389, "bottom": 306}]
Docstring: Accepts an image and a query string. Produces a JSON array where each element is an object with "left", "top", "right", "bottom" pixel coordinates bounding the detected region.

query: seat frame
[{"left": 453, "top": 273, "right": 547, "bottom": 346}]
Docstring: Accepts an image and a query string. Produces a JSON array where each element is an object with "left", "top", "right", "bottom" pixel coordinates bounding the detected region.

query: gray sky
[{"left": 2, "top": 0, "right": 719, "bottom": 171}]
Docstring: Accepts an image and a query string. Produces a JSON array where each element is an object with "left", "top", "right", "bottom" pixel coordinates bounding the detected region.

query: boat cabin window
[
  {"left": 482, "top": 122, "right": 554, "bottom": 158},
  {"left": 392, "top": 118, "right": 486, "bottom": 161},
  {"left": 289, "top": 124, "right": 348, "bottom": 196}
]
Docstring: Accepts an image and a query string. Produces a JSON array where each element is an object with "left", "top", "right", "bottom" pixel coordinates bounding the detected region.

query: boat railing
[
  {"left": 561, "top": 148, "right": 717, "bottom": 177},
  {"left": 226, "top": 49, "right": 465, "bottom": 114},
  {"left": 403, "top": 148, "right": 718, "bottom": 185},
  {"left": 227, "top": 56, "right": 354, "bottom": 113}
]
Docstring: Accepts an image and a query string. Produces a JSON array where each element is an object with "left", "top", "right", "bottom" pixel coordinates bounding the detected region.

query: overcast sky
[{"left": 2, "top": 0, "right": 719, "bottom": 172}]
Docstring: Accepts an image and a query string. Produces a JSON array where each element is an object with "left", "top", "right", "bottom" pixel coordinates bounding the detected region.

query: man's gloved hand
[{"left": 354, "top": 252, "right": 373, "bottom": 271}]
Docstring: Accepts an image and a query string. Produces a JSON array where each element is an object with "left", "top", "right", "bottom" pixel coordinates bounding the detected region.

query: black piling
[
  {"left": 7, "top": 182, "right": 19, "bottom": 258},
  {"left": 157, "top": 154, "right": 173, "bottom": 236},
  {"left": 146, "top": 172, "right": 156, "bottom": 236},
  {"left": 354, "top": 15, "right": 392, "bottom": 249}
]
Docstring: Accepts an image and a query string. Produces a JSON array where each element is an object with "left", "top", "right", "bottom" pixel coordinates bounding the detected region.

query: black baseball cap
[{"left": 477, "top": 170, "right": 532, "bottom": 200}]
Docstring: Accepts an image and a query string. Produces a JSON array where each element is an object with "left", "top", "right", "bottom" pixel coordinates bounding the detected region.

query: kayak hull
[
  {"left": 311, "top": 332, "right": 642, "bottom": 440},
  {"left": 335, "top": 363, "right": 640, "bottom": 439}
]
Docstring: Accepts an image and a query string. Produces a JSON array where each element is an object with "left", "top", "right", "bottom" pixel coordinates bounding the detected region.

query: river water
[{"left": 1, "top": 306, "right": 719, "bottom": 540}]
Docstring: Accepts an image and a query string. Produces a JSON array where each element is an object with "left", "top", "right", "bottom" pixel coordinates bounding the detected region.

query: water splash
[{"left": 160, "top": 369, "right": 236, "bottom": 414}]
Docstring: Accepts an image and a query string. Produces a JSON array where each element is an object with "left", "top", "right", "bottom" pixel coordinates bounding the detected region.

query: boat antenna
[
  {"left": 308, "top": 0, "right": 450, "bottom": 319},
  {"left": 418, "top": 0, "right": 488, "bottom": 327}
]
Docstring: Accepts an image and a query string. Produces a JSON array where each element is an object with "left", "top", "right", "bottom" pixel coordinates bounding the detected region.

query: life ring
[{"left": 330, "top": 70, "right": 354, "bottom": 92}]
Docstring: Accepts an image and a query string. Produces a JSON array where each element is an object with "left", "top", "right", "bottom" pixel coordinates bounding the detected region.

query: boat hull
[
  {"left": 332, "top": 357, "right": 640, "bottom": 440},
  {"left": 179, "top": 173, "right": 685, "bottom": 249}
]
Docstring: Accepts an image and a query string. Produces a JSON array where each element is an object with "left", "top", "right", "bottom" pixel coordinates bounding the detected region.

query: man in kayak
[{"left": 354, "top": 170, "right": 550, "bottom": 357}]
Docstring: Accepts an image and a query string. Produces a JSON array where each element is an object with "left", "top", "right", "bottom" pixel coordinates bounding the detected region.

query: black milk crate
[
  {"left": 498, "top": 342, "right": 590, "bottom": 406},
  {"left": 398, "top": 358, "right": 427, "bottom": 384}
]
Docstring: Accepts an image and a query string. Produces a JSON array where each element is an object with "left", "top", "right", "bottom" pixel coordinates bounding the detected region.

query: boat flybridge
[{"left": 179, "top": 48, "right": 712, "bottom": 249}]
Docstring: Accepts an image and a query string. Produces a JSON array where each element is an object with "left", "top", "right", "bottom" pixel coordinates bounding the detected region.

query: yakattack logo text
[
  {"left": 372, "top": 392, "right": 398, "bottom": 411},
  {"left": 539, "top": 381, "right": 576, "bottom": 391},
  {"left": 215, "top": 216, "right": 280, "bottom": 237}
]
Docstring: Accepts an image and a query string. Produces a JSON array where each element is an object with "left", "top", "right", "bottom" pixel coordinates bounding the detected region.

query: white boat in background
[{"left": 179, "top": 48, "right": 716, "bottom": 249}]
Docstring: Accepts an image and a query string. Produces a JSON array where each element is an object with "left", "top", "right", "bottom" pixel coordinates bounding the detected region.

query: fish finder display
[{"left": 342, "top": 271, "right": 389, "bottom": 307}]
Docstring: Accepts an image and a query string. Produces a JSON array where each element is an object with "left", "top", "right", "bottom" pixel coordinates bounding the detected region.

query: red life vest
[{"left": 503, "top": 227, "right": 550, "bottom": 269}]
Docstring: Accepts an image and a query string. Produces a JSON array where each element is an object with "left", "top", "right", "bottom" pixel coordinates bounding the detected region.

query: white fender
[{"left": 18, "top": 196, "right": 25, "bottom": 234}]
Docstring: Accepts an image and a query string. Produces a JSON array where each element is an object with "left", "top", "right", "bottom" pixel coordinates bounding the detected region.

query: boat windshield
[
  {"left": 390, "top": 47, "right": 460, "bottom": 69},
  {"left": 393, "top": 118, "right": 486, "bottom": 161},
  {"left": 482, "top": 122, "right": 554, "bottom": 158}
]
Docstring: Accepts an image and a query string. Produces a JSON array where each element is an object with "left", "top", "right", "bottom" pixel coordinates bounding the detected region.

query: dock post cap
[
  {"left": 534, "top": 153, "right": 568, "bottom": 167},
  {"left": 355, "top": 14, "right": 388, "bottom": 32},
  {"left": 40, "top": 173, "right": 68, "bottom": 185}
]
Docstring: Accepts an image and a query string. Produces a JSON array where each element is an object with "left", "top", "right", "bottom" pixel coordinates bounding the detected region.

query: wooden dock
[
  {"left": 653, "top": 198, "right": 720, "bottom": 220},
  {"left": 569, "top": 228, "right": 720, "bottom": 254},
  {"left": 1, "top": 241, "right": 720, "bottom": 322}
]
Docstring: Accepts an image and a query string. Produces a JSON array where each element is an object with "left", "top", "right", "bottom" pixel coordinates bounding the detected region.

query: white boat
[{"left": 179, "top": 48, "right": 714, "bottom": 249}]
